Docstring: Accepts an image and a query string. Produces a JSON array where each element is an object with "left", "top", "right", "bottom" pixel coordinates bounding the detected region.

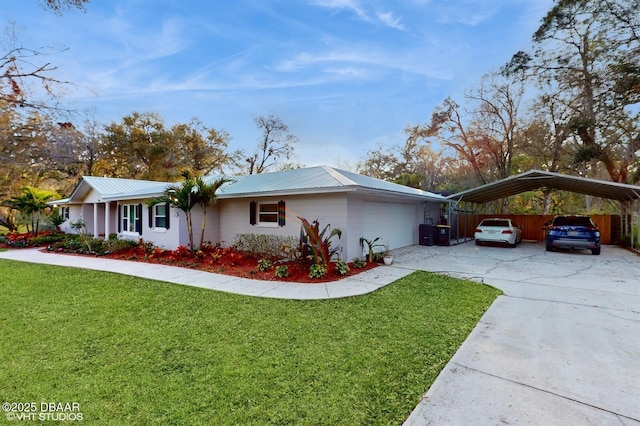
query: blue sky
[{"left": 5, "top": 0, "right": 553, "bottom": 169}]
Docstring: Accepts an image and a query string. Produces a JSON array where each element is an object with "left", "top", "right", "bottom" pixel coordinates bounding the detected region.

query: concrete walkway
[
  {"left": 0, "top": 247, "right": 412, "bottom": 299},
  {"left": 2, "top": 243, "right": 639, "bottom": 425}
]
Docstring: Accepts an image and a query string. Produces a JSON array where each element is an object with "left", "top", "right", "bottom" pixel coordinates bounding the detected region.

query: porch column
[
  {"left": 104, "top": 201, "right": 110, "bottom": 241},
  {"left": 93, "top": 202, "right": 99, "bottom": 238}
]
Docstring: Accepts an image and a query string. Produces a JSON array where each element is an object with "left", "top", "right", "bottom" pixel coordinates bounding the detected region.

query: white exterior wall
[
  {"left": 115, "top": 199, "right": 185, "bottom": 250},
  {"left": 188, "top": 203, "right": 221, "bottom": 248},
  {"left": 351, "top": 198, "right": 443, "bottom": 256},
  {"left": 62, "top": 185, "right": 443, "bottom": 258},
  {"left": 116, "top": 202, "right": 220, "bottom": 251},
  {"left": 218, "top": 194, "right": 350, "bottom": 259},
  {"left": 59, "top": 204, "right": 83, "bottom": 233},
  {"left": 346, "top": 197, "right": 365, "bottom": 261},
  {"left": 362, "top": 200, "right": 420, "bottom": 251}
]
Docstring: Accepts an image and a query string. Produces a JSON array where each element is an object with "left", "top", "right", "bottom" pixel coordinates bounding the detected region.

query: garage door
[{"left": 363, "top": 202, "right": 417, "bottom": 250}]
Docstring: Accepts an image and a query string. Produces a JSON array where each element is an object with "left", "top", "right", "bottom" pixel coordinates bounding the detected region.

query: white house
[{"left": 53, "top": 166, "right": 447, "bottom": 261}]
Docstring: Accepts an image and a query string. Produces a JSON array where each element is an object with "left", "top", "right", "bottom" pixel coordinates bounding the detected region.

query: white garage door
[{"left": 363, "top": 202, "right": 417, "bottom": 250}]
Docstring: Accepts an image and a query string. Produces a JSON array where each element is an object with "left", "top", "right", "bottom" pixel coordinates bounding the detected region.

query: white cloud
[
  {"left": 310, "top": 0, "right": 405, "bottom": 30},
  {"left": 375, "top": 11, "right": 405, "bottom": 30},
  {"left": 310, "top": 0, "right": 369, "bottom": 21}
]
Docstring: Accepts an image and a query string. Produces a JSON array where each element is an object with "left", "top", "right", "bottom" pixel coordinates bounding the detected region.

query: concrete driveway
[{"left": 398, "top": 242, "right": 640, "bottom": 425}]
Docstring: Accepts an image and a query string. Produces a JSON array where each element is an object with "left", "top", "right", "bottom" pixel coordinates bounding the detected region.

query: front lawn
[{"left": 0, "top": 260, "right": 501, "bottom": 425}]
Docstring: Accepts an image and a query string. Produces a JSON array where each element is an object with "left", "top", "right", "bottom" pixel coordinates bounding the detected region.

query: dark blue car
[{"left": 545, "top": 215, "right": 601, "bottom": 255}]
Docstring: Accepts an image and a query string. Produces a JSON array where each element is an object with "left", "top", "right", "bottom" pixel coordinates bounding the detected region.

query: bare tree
[
  {"left": 245, "top": 115, "right": 298, "bottom": 174},
  {"left": 38, "top": 0, "right": 89, "bottom": 14},
  {"left": 1, "top": 22, "right": 71, "bottom": 112}
]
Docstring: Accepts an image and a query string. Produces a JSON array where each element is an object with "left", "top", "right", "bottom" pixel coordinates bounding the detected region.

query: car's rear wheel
[
  {"left": 546, "top": 244, "right": 553, "bottom": 252},
  {"left": 592, "top": 247, "right": 601, "bottom": 255}
]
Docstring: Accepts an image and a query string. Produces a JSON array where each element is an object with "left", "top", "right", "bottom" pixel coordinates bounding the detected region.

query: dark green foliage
[
  {"left": 359, "top": 237, "right": 384, "bottom": 263},
  {"left": 335, "top": 259, "right": 350, "bottom": 276},
  {"left": 274, "top": 265, "right": 289, "bottom": 278},
  {"left": 352, "top": 257, "right": 367, "bottom": 268},
  {"left": 257, "top": 258, "right": 272, "bottom": 272}
]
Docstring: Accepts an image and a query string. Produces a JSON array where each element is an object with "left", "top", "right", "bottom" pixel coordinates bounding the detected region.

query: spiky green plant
[{"left": 298, "top": 217, "right": 342, "bottom": 266}]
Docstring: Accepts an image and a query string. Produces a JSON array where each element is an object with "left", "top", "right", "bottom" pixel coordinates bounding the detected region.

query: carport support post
[{"left": 631, "top": 201, "right": 640, "bottom": 250}]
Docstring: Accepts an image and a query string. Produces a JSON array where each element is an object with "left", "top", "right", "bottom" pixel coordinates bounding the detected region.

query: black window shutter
[
  {"left": 136, "top": 203, "right": 143, "bottom": 234},
  {"left": 278, "top": 200, "right": 286, "bottom": 226},
  {"left": 148, "top": 203, "right": 153, "bottom": 228},
  {"left": 117, "top": 204, "right": 121, "bottom": 233},
  {"left": 165, "top": 202, "right": 170, "bottom": 229},
  {"left": 249, "top": 201, "right": 256, "bottom": 225}
]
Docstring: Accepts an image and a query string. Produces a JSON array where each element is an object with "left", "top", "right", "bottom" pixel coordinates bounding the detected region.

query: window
[
  {"left": 120, "top": 204, "right": 142, "bottom": 234},
  {"left": 250, "top": 200, "right": 285, "bottom": 227},
  {"left": 259, "top": 203, "right": 278, "bottom": 225},
  {"left": 60, "top": 207, "right": 70, "bottom": 220},
  {"left": 154, "top": 203, "right": 167, "bottom": 228}
]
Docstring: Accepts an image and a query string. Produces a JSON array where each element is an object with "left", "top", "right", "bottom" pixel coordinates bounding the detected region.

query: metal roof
[
  {"left": 218, "top": 166, "right": 445, "bottom": 201},
  {"left": 55, "top": 166, "right": 445, "bottom": 204},
  {"left": 65, "top": 176, "right": 171, "bottom": 203},
  {"left": 448, "top": 170, "right": 640, "bottom": 203}
]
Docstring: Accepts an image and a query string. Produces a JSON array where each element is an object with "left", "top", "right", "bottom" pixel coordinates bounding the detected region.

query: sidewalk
[{"left": 0, "top": 248, "right": 413, "bottom": 299}]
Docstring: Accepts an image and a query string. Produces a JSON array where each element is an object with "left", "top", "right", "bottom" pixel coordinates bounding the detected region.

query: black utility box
[
  {"left": 436, "top": 225, "right": 451, "bottom": 246},
  {"left": 419, "top": 224, "right": 435, "bottom": 246}
]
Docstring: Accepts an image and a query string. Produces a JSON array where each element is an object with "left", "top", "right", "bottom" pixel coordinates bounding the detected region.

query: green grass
[{"left": 0, "top": 260, "right": 501, "bottom": 425}]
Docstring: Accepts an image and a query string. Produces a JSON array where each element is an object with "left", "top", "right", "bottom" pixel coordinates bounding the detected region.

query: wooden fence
[{"left": 455, "top": 214, "right": 620, "bottom": 244}]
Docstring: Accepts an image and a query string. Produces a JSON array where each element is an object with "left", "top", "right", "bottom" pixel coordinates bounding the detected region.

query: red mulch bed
[
  {"left": 0, "top": 232, "right": 377, "bottom": 283},
  {"left": 100, "top": 245, "right": 378, "bottom": 283}
]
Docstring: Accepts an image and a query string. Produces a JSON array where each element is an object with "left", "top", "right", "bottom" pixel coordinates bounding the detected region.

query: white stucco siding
[
  {"left": 362, "top": 201, "right": 420, "bottom": 251},
  {"left": 82, "top": 188, "right": 103, "bottom": 204},
  {"left": 188, "top": 204, "right": 221, "bottom": 248},
  {"left": 59, "top": 205, "right": 83, "bottom": 233},
  {"left": 218, "top": 194, "right": 349, "bottom": 258},
  {"left": 113, "top": 200, "right": 184, "bottom": 250},
  {"left": 345, "top": 197, "right": 365, "bottom": 261}
]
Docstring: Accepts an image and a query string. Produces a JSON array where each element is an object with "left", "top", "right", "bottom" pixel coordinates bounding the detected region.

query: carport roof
[{"left": 448, "top": 169, "right": 640, "bottom": 203}]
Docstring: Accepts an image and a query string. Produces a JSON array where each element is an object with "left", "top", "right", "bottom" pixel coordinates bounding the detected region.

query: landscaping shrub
[
  {"left": 352, "top": 257, "right": 366, "bottom": 268},
  {"left": 28, "top": 233, "right": 68, "bottom": 246},
  {"left": 257, "top": 258, "right": 272, "bottom": 272},
  {"left": 274, "top": 265, "right": 289, "bottom": 278},
  {"left": 335, "top": 259, "right": 350, "bottom": 275},
  {"left": 233, "top": 233, "right": 298, "bottom": 257},
  {"left": 308, "top": 263, "right": 327, "bottom": 279}
]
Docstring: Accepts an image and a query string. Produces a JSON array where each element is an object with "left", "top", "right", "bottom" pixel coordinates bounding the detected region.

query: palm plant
[
  {"left": 359, "top": 236, "right": 384, "bottom": 263},
  {"left": 149, "top": 171, "right": 199, "bottom": 255},
  {"left": 2, "top": 187, "right": 58, "bottom": 236},
  {"left": 149, "top": 172, "right": 229, "bottom": 256},
  {"left": 195, "top": 176, "right": 229, "bottom": 249}
]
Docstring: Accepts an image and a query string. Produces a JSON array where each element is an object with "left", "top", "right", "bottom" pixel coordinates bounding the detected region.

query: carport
[{"left": 445, "top": 169, "right": 640, "bottom": 248}]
